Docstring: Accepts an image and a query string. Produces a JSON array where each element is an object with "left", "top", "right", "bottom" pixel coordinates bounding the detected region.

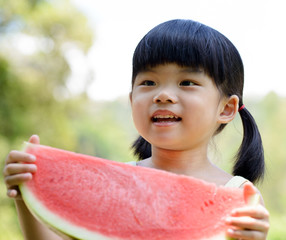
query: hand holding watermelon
[
  {"left": 3, "top": 135, "right": 39, "bottom": 199},
  {"left": 3, "top": 135, "right": 64, "bottom": 240},
  {"left": 226, "top": 183, "right": 270, "bottom": 240}
]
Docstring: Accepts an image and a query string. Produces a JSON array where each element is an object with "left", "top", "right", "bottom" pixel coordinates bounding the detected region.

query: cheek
[
  {"left": 183, "top": 97, "right": 218, "bottom": 127},
  {"left": 131, "top": 97, "right": 149, "bottom": 133}
]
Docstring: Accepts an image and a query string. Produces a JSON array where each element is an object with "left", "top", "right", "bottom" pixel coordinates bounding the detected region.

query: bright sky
[{"left": 70, "top": 0, "right": 286, "bottom": 101}]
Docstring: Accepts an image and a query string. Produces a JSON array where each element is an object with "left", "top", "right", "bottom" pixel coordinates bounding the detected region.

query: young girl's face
[{"left": 130, "top": 63, "right": 230, "bottom": 152}]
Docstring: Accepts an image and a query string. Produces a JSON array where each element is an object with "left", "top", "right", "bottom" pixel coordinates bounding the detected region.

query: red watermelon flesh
[{"left": 20, "top": 142, "right": 250, "bottom": 240}]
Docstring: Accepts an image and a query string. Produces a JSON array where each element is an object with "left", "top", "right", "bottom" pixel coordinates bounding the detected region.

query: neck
[
  {"left": 137, "top": 145, "right": 232, "bottom": 185},
  {"left": 147, "top": 146, "right": 213, "bottom": 177}
]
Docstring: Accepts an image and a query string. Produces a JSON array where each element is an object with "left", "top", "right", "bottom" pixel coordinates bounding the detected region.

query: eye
[
  {"left": 179, "top": 80, "right": 195, "bottom": 86},
  {"left": 141, "top": 80, "right": 156, "bottom": 86}
]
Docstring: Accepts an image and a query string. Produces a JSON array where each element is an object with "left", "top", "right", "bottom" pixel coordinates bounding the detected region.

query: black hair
[{"left": 131, "top": 19, "right": 264, "bottom": 183}]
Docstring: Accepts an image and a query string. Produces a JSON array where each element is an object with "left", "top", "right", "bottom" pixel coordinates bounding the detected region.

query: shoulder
[
  {"left": 224, "top": 176, "right": 249, "bottom": 188},
  {"left": 124, "top": 161, "right": 137, "bottom": 166}
]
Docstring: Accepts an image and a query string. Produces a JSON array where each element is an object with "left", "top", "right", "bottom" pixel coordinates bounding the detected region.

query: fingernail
[
  {"left": 29, "top": 155, "right": 36, "bottom": 161},
  {"left": 30, "top": 165, "right": 37, "bottom": 172},
  {"left": 24, "top": 172, "right": 33, "bottom": 178},
  {"left": 230, "top": 209, "right": 237, "bottom": 215},
  {"left": 7, "top": 189, "right": 16, "bottom": 198}
]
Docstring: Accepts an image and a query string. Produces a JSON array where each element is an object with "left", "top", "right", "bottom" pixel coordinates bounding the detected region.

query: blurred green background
[{"left": 0, "top": 1, "right": 285, "bottom": 239}]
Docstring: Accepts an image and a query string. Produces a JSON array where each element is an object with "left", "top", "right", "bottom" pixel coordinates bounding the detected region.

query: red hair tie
[{"left": 238, "top": 104, "right": 245, "bottom": 112}]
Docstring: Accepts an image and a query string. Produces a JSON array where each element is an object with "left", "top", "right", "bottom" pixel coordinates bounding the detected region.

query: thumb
[
  {"left": 28, "top": 135, "right": 40, "bottom": 144},
  {"left": 243, "top": 182, "right": 260, "bottom": 206}
]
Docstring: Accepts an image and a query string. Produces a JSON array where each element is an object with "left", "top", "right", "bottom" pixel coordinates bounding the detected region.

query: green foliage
[{"left": 69, "top": 97, "right": 136, "bottom": 162}]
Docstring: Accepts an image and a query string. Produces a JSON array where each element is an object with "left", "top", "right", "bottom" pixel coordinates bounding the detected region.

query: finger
[
  {"left": 7, "top": 187, "right": 25, "bottom": 200},
  {"left": 231, "top": 205, "right": 269, "bottom": 220},
  {"left": 227, "top": 228, "right": 267, "bottom": 240},
  {"left": 5, "top": 151, "right": 36, "bottom": 164},
  {"left": 226, "top": 216, "right": 270, "bottom": 232},
  {"left": 243, "top": 182, "right": 259, "bottom": 205},
  {"left": 7, "top": 189, "right": 19, "bottom": 198},
  {"left": 5, "top": 173, "right": 33, "bottom": 188},
  {"left": 3, "top": 163, "right": 37, "bottom": 177},
  {"left": 29, "top": 134, "right": 40, "bottom": 144}
]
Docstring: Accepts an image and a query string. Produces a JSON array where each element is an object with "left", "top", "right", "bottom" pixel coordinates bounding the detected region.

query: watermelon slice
[{"left": 20, "top": 142, "right": 254, "bottom": 240}]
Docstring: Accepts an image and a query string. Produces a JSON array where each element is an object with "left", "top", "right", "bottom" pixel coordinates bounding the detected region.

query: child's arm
[
  {"left": 14, "top": 198, "right": 63, "bottom": 240},
  {"left": 226, "top": 183, "right": 270, "bottom": 240},
  {"left": 3, "top": 135, "right": 63, "bottom": 240}
]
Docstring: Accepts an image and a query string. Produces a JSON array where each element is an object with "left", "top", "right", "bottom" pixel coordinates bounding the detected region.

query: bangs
[{"left": 132, "top": 19, "right": 240, "bottom": 89}]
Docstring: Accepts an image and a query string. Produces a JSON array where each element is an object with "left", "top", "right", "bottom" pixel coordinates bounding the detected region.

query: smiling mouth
[{"left": 151, "top": 115, "right": 182, "bottom": 123}]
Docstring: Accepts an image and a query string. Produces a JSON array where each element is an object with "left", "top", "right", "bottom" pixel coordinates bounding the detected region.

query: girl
[{"left": 4, "top": 19, "right": 269, "bottom": 239}]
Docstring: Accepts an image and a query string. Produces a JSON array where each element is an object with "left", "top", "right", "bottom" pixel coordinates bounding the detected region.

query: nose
[{"left": 153, "top": 89, "right": 178, "bottom": 104}]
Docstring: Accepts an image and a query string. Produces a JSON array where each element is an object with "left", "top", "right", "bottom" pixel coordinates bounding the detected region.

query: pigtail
[
  {"left": 233, "top": 106, "right": 265, "bottom": 183},
  {"left": 132, "top": 136, "right": 152, "bottom": 160}
]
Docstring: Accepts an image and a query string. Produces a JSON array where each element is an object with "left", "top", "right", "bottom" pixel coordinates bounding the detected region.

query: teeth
[{"left": 153, "top": 115, "right": 178, "bottom": 119}]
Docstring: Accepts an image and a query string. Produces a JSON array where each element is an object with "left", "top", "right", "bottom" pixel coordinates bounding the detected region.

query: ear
[{"left": 218, "top": 95, "right": 239, "bottom": 124}]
